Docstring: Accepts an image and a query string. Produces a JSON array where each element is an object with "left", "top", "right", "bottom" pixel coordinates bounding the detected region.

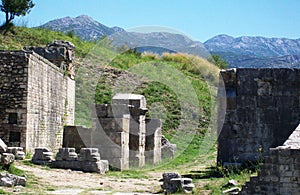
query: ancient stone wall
[
  {"left": 0, "top": 50, "right": 75, "bottom": 152},
  {"left": 218, "top": 68, "right": 300, "bottom": 164},
  {"left": 26, "top": 53, "right": 75, "bottom": 151},
  {"left": 0, "top": 51, "right": 28, "bottom": 148},
  {"left": 240, "top": 124, "right": 300, "bottom": 194}
]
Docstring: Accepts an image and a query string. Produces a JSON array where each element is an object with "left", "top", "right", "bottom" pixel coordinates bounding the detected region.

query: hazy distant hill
[
  {"left": 39, "top": 15, "right": 300, "bottom": 68},
  {"left": 204, "top": 34, "right": 300, "bottom": 68},
  {"left": 110, "top": 31, "right": 209, "bottom": 56}
]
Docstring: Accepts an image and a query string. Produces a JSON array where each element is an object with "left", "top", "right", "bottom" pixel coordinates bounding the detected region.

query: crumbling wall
[
  {"left": 218, "top": 68, "right": 300, "bottom": 164},
  {"left": 240, "top": 124, "right": 300, "bottom": 194},
  {"left": 0, "top": 49, "right": 75, "bottom": 152}
]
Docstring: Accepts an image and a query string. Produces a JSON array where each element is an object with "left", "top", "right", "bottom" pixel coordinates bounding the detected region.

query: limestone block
[
  {"left": 1, "top": 153, "right": 15, "bottom": 165},
  {"left": 7, "top": 147, "right": 25, "bottom": 160},
  {"left": 0, "top": 138, "right": 7, "bottom": 154},
  {"left": 99, "top": 160, "right": 109, "bottom": 174},
  {"left": 78, "top": 148, "right": 100, "bottom": 162},
  {"left": 0, "top": 177, "right": 12, "bottom": 187},
  {"left": 112, "top": 94, "right": 147, "bottom": 109},
  {"left": 0, "top": 173, "right": 26, "bottom": 187},
  {"left": 15, "top": 151, "right": 26, "bottom": 160},
  {"left": 56, "top": 148, "right": 78, "bottom": 161},
  {"left": 32, "top": 147, "right": 54, "bottom": 164},
  {"left": 80, "top": 160, "right": 109, "bottom": 174},
  {"left": 162, "top": 172, "right": 181, "bottom": 193}
]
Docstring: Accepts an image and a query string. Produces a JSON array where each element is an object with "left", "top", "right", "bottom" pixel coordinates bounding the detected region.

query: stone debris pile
[
  {"left": 0, "top": 173, "right": 26, "bottom": 187},
  {"left": 25, "top": 40, "right": 75, "bottom": 79},
  {"left": 0, "top": 138, "right": 25, "bottom": 166},
  {"left": 161, "top": 172, "right": 194, "bottom": 194},
  {"left": 31, "top": 147, "right": 109, "bottom": 174}
]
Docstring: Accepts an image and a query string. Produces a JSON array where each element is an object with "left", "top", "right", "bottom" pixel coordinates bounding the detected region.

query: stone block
[
  {"left": 112, "top": 94, "right": 147, "bottom": 109},
  {"left": 79, "top": 148, "right": 100, "bottom": 162},
  {"left": 32, "top": 147, "right": 53, "bottom": 164},
  {"left": 7, "top": 147, "right": 25, "bottom": 160},
  {"left": 1, "top": 153, "right": 15, "bottom": 165},
  {"left": 15, "top": 151, "right": 26, "bottom": 160},
  {"left": 56, "top": 148, "right": 78, "bottom": 161}
]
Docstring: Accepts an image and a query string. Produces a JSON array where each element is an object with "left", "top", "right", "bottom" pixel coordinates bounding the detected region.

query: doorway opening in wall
[{"left": 8, "top": 113, "right": 18, "bottom": 124}]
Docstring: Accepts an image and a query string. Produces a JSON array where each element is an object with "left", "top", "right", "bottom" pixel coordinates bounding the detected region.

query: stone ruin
[
  {"left": 31, "top": 147, "right": 109, "bottom": 174},
  {"left": 64, "top": 94, "right": 176, "bottom": 170},
  {"left": 0, "top": 40, "right": 75, "bottom": 152},
  {"left": 0, "top": 138, "right": 25, "bottom": 166},
  {"left": 0, "top": 138, "right": 26, "bottom": 187},
  {"left": 240, "top": 124, "right": 300, "bottom": 194},
  {"left": 218, "top": 68, "right": 300, "bottom": 194},
  {"left": 24, "top": 40, "right": 75, "bottom": 79},
  {"left": 161, "top": 172, "right": 194, "bottom": 194},
  {"left": 218, "top": 68, "right": 300, "bottom": 164}
]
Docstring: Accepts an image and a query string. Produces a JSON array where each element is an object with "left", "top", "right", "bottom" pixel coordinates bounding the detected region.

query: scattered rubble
[
  {"left": 0, "top": 173, "right": 26, "bottom": 187},
  {"left": 161, "top": 172, "right": 194, "bottom": 194},
  {"left": 32, "top": 147, "right": 109, "bottom": 174},
  {"left": 7, "top": 147, "right": 26, "bottom": 160},
  {"left": 0, "top": 138, "right": 26, "bottom": 167}
]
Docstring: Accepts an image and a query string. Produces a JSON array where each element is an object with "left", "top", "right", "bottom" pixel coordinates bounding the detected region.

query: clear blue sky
[{"left": 2, "top": 0, "right": 300, "bottom": 42}]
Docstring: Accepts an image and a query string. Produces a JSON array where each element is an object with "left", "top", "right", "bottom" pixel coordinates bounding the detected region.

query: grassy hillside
[
  {"left": 1, "top": 27, "right": 220, "bottom": 166},
  {"left": 0, "top": 26, "right": 95, "bottom": 57}
]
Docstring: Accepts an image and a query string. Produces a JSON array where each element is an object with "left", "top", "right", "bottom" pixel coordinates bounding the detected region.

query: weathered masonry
[
  {"left": 240, "top": 124, "right": 300, "bottom": 194},
  {"left": 0, "top": 41, "right": 75, "bottom": 152},
  {"left": 218, "top": 68, "right": 300, "bottom": 164},
  {"left": 64, "top": 94, "right": 163, "bottom": 170}
]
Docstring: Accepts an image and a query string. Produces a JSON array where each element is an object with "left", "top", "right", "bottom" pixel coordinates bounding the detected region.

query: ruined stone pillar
[
  {"left": 91, "top": 104, "right": 130, "bottom": 170},
  {"left": 112, "top": 94, "right": 148, "bottom": 168}
]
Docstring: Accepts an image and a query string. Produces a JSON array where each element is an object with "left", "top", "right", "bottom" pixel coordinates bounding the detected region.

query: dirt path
[
  {"left": 14, "top": 162, "right": 162, "bottom": 194},
  {"left": 8, "top": 151, "right": 217, "bottom": 195}
]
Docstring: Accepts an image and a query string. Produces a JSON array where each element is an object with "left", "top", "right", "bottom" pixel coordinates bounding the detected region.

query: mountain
[
  {"left": 40, "top": 15, "right": 208, "bottom": 57},
  {"left": 39, "top": 15, "right": 125, "bottom": 40},
  {"left": 204, "top": 35, "right": 300, "bottom": 68},
  {"left": 110, "top": 31, "right": 209, "bottom": 56},
  {"left": 39, "top": 15, "right": 300, "bottom": 68}
]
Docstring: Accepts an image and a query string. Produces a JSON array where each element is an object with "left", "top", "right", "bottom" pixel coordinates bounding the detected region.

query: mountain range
[{"left": 40, "top": 15, "right": 300, "bottom": 68}]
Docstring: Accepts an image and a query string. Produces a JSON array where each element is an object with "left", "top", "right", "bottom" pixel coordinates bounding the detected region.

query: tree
[
  {"left": 0, "top": 0, "right": 34, "bottom": 26},
  {"left": 208, "top": 54, "right": 229, "bottom": 69}
]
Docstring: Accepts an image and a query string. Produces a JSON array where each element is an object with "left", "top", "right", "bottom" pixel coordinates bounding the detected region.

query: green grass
[
  {"left": 0, "top": 26, "right": 95, "bottom": 57},
  {"left": 7, "top": 164, "right": 25, "bottom": 176}
]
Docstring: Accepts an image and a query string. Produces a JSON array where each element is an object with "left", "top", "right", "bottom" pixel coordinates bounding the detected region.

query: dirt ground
[
  {"left": 13, "top": 162, "right": 162, "bottom": 194},
  {"left": 1, "top": 155, "right": 216, "bottom": 195}
]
